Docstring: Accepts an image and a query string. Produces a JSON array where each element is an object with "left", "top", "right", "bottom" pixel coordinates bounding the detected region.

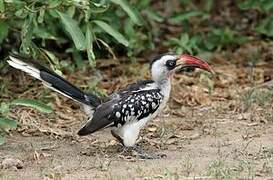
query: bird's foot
[
  {"left": 117, "top": 146, "right": 134, "bottom": 158},
  {"left": 132, "top": 146, "right": 166, "bottom": 159},
  {"left": 118, "top": 146, "right": 166, "bottom": 159},
  {"left": 120, "top": 147, "right": 130, "bottom": 154}
]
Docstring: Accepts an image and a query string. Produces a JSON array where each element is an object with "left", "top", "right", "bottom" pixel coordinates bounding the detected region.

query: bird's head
[{"left": 150, "top": 53, "right": 214, "bottom": 83}]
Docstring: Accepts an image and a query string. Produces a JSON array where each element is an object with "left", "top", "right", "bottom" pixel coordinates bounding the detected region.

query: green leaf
[
  {"left": 11, "top": 99, "right": 53, "bottom": 113},
  {"left": 236, "top": 0, "right": 273, "bottom": 12},
  {"left": 144, "top": 9, "right": 164, "bottom": 22},
  {"left": 110, "top": 0, "right": 143, "bottom": 25},
  {"left": 0, "top": 117, "right": 17, "bottom": 130},
  {"left": 0, "top": 0, "right": 5, "bottom": 12},
  {"left": 169, "top": 11, "right": 204, "bottom": 24},
  {"left": 260, "top": 1, "right": 273, "bottom": 12},
  {"left": 20, "top": 12, "right": 35, "bottom": 54},
  {"left": 200, "top": 73, "right": 214, "bottom": 94},
  {"left": 256, "top": 17, "right": 273, "bottom": 37},
  {"left": 236, "top": 0, "right": 256, "bottom": 10},
  {"left": 66, "top": 6, "right": 75, "bottom": 17},
  {"left": 48, "top": 0, "right": 62, "bottom": 8},
  {"left": 41, "top": 49, "right": 62, "bottom": 76},
  {"left": 86, "top": 24, "right": 96, "bottom": 65},
  {"left": 92, "top": 0, "right": 108, "bottom": 7},
  {"left": 33, "top": 27, "right": 57, "bottom": 40},
  {"left": 57, "top": 11, "right": 86, "bottom": 50},
  {"left": 0, "top": 102, "right": 10, "bottom": 115},
  {"left": 38, "top": 8, "right": 45, "bottom": 23},
  {"left": 93, "top": 20, "right": 129, "bottom": 46},
  {"left": 180, "top": 33, "right": 189, "bottom": 44},
  {"left": 204, "top": 0, "right": 214, "bottom": 12},
  {"left": 0, "top": 21, "right": 8, "bottom": 44},
  {"left": 71, "top": 49, "right": 84, "bottom": 68},
  {"left": 0, "top": 136, "right": 4, "bottom": 145}
]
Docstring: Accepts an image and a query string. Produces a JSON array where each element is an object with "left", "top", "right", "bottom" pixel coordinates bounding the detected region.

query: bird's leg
[
  {"left": 111, "top": 129, "right": 164, "bottom": 159},
  {"left": 111, "top": 129, "right": 124, "bottom": 145},
  {"left": 111, "top": 129, "right": 130, "bottom": 155},
  {"left": 132, "top": 145, "right": 164, "bottom": 159}
]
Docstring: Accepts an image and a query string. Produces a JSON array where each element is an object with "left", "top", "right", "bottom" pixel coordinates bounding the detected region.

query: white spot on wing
[{"left": 116, "top": 112, "right": 121, "bottom": 118}]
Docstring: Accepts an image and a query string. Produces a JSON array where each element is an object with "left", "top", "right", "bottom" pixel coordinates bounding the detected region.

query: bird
[{"left": 7, "top": 52, "right": 213, "bottom": 159}]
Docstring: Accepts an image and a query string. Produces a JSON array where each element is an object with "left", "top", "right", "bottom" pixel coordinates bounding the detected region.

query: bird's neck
[
  {"left": 155, "top": 77, "right": 171, "bottom": 98},
  {"left": 151, "top": 77, "right": 171, "bottom": 115}
]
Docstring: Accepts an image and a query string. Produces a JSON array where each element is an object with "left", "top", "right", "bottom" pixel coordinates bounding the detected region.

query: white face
[{"left": 151, "top": 54, "right": 178, "bottom": 83}]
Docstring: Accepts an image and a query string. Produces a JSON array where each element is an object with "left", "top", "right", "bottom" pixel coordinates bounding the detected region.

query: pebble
[{"left": 1, "top": 157, "right": 23, "bottom": 169}]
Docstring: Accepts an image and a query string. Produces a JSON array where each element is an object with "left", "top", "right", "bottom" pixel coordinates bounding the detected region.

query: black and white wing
[
  {"left": 110, "top": 89, "right": 163, "bottom": 125},
  {"left": 105, "top": 80, "right": 155, "bottom": 100},
  {"left": 116, "top": 80, "right": 155, "bottom": 94},
  {"left": 77, "top": 89, "right": 163, "bottom": 136},
  {"left": 78, "top": 97, "right": 120, "bottom": 135}
]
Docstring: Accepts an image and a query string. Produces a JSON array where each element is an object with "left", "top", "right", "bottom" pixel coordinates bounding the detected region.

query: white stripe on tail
[
  {"left": 7, "top": 55, "right": 101, "bottom": 118},
  {"left": 7, "top": 56, "right": 41, "bottom": 80},
  {"left": 7, "top": 56, "right": 79, "bottom": 101}
]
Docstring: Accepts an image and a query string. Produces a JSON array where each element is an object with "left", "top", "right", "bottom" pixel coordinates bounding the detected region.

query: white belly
[
  {"left": 114, "top": 99, "right": 167, "bottom": 147},
  {"left": 114, "top": 79, "right": 171, "bottom": 147}
]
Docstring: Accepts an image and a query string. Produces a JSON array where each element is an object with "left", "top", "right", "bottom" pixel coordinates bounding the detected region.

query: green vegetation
[
  {"left": 242, "top": 88, "right": 273, "bottom": 122},
  {"left": 0, "top": 0, "right": 145, "bottom": 68},
  {"left": 0, "top": 0, "right": 272, "bottom": 69},
  {"left": 0, "top": 98, "right": 52, "bottom": 144}
]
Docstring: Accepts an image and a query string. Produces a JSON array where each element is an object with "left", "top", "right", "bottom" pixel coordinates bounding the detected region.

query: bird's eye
[{"left": 166, "top": 60, "right": 176, "bottom": 70}]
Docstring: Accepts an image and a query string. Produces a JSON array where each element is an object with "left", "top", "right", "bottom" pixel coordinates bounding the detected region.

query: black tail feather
[
  {"left": 8, "top": 53, "right": 102, "bottom": 107},
  {"left": 40, "top": 70, "right": 101, "bottom": 107}
]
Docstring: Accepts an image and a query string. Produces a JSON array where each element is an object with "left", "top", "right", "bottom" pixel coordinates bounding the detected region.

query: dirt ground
[{"left": 1, "top": 60, "right": 273, "bottom": 179}]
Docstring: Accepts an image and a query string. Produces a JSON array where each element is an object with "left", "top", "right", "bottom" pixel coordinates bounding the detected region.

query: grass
[
  {"left": 181, "top": 154, "right": 194, "bottom": 177},
  {"left": 164, "top": 168, "right": 180, "bottom": 180},
  {"left": 206, "top": 145, "right": 239, "bottom": 180},
  {"left": 241, "top": 87, "right": 273, "bottom": 122},
  {"left": 206, "top": 149, "right": 257, "bottom": 179}
]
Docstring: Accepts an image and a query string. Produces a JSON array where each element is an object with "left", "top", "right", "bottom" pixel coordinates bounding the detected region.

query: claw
[{"left": 120, "top": 146, "right": 130, "bottom": 154}]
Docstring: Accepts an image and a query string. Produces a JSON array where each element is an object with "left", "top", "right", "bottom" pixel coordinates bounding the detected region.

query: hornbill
[{"left": 7, "top": 53, "right": 213, "bottom": 159}]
